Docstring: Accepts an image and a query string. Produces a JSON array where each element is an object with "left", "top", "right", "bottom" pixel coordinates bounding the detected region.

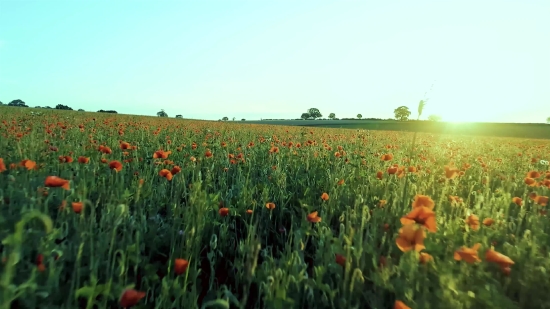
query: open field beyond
[
  {"left": 242, "top": 120, "right": 550, "bottom": 140},
  {"left": 1, "top": 107, "right": 550, "bottom": 309}
]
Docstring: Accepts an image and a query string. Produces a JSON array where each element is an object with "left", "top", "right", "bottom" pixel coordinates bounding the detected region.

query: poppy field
[{"left": 1, "top": 106, "right": 550, "bottom": 309}]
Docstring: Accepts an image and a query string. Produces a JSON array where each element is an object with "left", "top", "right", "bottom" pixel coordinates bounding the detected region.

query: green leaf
[
  {"left": 201, "top": 299, "right": 230, "bottom": 309},
  {"left": 75, "top": 286, "right": 95, "bottom": 299},
  {"left": 1, "top": 235, "right": 16, "bottom": 246}
]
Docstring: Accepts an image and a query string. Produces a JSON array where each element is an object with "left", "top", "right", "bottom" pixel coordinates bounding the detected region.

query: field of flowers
[{"left": 0, "top": 106, "right": 549, "bottom": 309}]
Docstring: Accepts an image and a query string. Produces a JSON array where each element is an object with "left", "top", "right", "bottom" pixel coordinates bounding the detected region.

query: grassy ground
[{"left": 0, "top": 106, "right": 549, "bottom": 309}]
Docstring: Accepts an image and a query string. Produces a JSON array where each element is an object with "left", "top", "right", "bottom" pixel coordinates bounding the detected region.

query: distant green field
[{"left": 243, "top": 120, "right": 550, "bottom": 139}]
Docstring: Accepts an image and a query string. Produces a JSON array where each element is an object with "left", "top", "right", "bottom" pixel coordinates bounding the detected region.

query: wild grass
[{"left": 0, "top": 106, "right": 549, "bottom": 309}]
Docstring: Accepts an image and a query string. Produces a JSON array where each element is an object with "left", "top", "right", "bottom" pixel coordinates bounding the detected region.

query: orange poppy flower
[
  {"left": 387, "top": 166, "right": 398, "bottom": 175},
  {"left": 20, "top": 159, "right": 36, "bottom": 170},
  {"left": 335, "top": 254, "right": 346, "bottom": 267},
  {"left": 482, "top": 218, "right": 495, "bottom": 226},
  {"left": 36, "top": 254, "right": 44, "bottom": 265},
  {"left": 265, "top": 202, "right": 276, "bottom": 210},
  {"left": 485, "top": 248, "right": 514, "bottom": 274},
  {"left": 395, "top": 224, "right": 426, "bottom": 252},
  {"left": 394, "top": 300, "right": 411, "bottom": 309},
  {"left": 534, "top": 195, "right": 548, "bottom": 206},
  {"left": 120, "top": 142, "right": 131, "bottom": 150},
  {"left": 159, "top": 169, "right": 173, "bottom": 181},
  {"left": 0, "top": 158, "right": 6, "bottom": 173},
  {"left": 419, "top": 252, "right": 433, "bottom": 264},
  {"left": 512, "top": 197, "right": 523, "bottom": 206},
  {"left": 153, "top": 150, "right": 171, "bottom": 159},
  {"left": 526, "top": 171, "right": 541, "bottom": 178},
  {"left": 454, "top": 243, "right": 481, "bottom": 263},
  {"left": 109, "top": 160, "right": 123, "bottom": 172},
  {"left": 72, "top": 202, "right": 84, "bottom": 214},
  {"left": 44, "top": 176, "right": 70, "bottom": 190},
  {"left": 219, "top": 207, "right": 229, "bottom": 216},
  {"left": 58, "top": 155, "right": 73, "bottom": 163},
  {"left": 381, "top": 153, "right": 393, "bottom": 161},
  {"left": 119, "top": 289, "right": 146, "bottom": 308},
  {"left": 444, "top": 165, "right": 460, "bottom": 179},
  {"left": 400, "top": 207, "right": 437, "bottom": 233},
  {"left": 174, "top": 258, "right": 189, "bottom": 275},
  {"left": 485, "top": 248, "right": 514, "bottom": 266},
  {"left": 411, "top": 195, "right": 435, "bottom": 210},
  {"left": 449, "top": 195, "right": 463, "bottom": 204},
  {"left": 466, "top": 214, "right": 480, "bottom": 231},
  {"left": 321, "top": 192, "right": 329, "bottom": 201},
  {"left": 306, "top": 211, "right": 322, "bottom": 223},
  {"left": 171, "top": 166, "right": 181, "bottom": 175},
  {"left": 77, "top": 156, "right": 90, "bottom": 164},
  {"left": 524, "top": 177, "right": 538, "bottom": 186},
  {"left": 98, "top": 145, "right": 112, "bottom": 154}
]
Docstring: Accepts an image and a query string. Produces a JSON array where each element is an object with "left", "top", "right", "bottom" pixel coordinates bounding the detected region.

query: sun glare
[{"left": 437, "top": 110, "right": 490, "bottom": 123}]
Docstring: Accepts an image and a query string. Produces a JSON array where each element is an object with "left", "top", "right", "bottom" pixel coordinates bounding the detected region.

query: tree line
[
  {"left": 0, "top": 101, "right": 446, "bottom": 122},
  {"left": 3, "top": 100, "right": 549, "bottom": 123},
  {"left": 296, "top": 106, "right": 442, "bottom": 121},
  {"left": 0, "top": 99, "right": 117, "bottom": 113}
]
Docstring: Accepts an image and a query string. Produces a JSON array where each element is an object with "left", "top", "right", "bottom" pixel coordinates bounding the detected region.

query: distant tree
[
  {"left": 8, "top": 99, "right": 28, "bottom": 107},
  {"left": 328, "top": 112, "right": 336, "bottom": 120},
  {"left": 300, "top": 112, "right": 311, "bottom": 120},
  {"left": 357, "top": 113, "right": 362, "bottom": 119},
  {"left": 55, "top": 104, "right": 73, "bottom": 110},
  {"left": 97, "top": 109, "right": 117, "bottom": 113},
  {"left": 34, "top": 106, "right": 42, "bottom": 108},
  {"left": 232, "top": 117, "right": 236, "bottom": 121},
  {"left": 44, "top": 106, "right": 52, "bottom": 109},
  {"left": 78, "top": 109, "right": 85, "bottom": 112},
  {"left": 394, "top": 106, "right": 411, "bottom": 121},
  {"left": 157, "top": 109, "right": 168, "bottom": 117},
  {"left": 241, "top": 118, "right": 246, "bottom": 121},
  {"left": 428, "top": 114, "right": 442, "bottom": 122},
  {"left": 0, "top": 101, "right": 4, "bottom": 105},
  {"left": 547, "top": 116, "right": 550, "bottom": 124},
  {"left": 222, "top": 116, "right": 229, "bottom": 121},
  {"left": 175, "top": 114, "right": 183, "bottom": 118},
  {"left": 307, "top": 108, "right": 322, "bottom": 119}
]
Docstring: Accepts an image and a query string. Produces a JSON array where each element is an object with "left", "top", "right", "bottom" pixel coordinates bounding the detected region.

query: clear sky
[{"left": 1, "top": 0, "right": 549, "bottom": 123}]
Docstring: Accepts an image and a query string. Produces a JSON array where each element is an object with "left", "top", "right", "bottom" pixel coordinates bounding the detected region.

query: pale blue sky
[{"left": 1, "top": 0, "right": 549, "bottom": 122}]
